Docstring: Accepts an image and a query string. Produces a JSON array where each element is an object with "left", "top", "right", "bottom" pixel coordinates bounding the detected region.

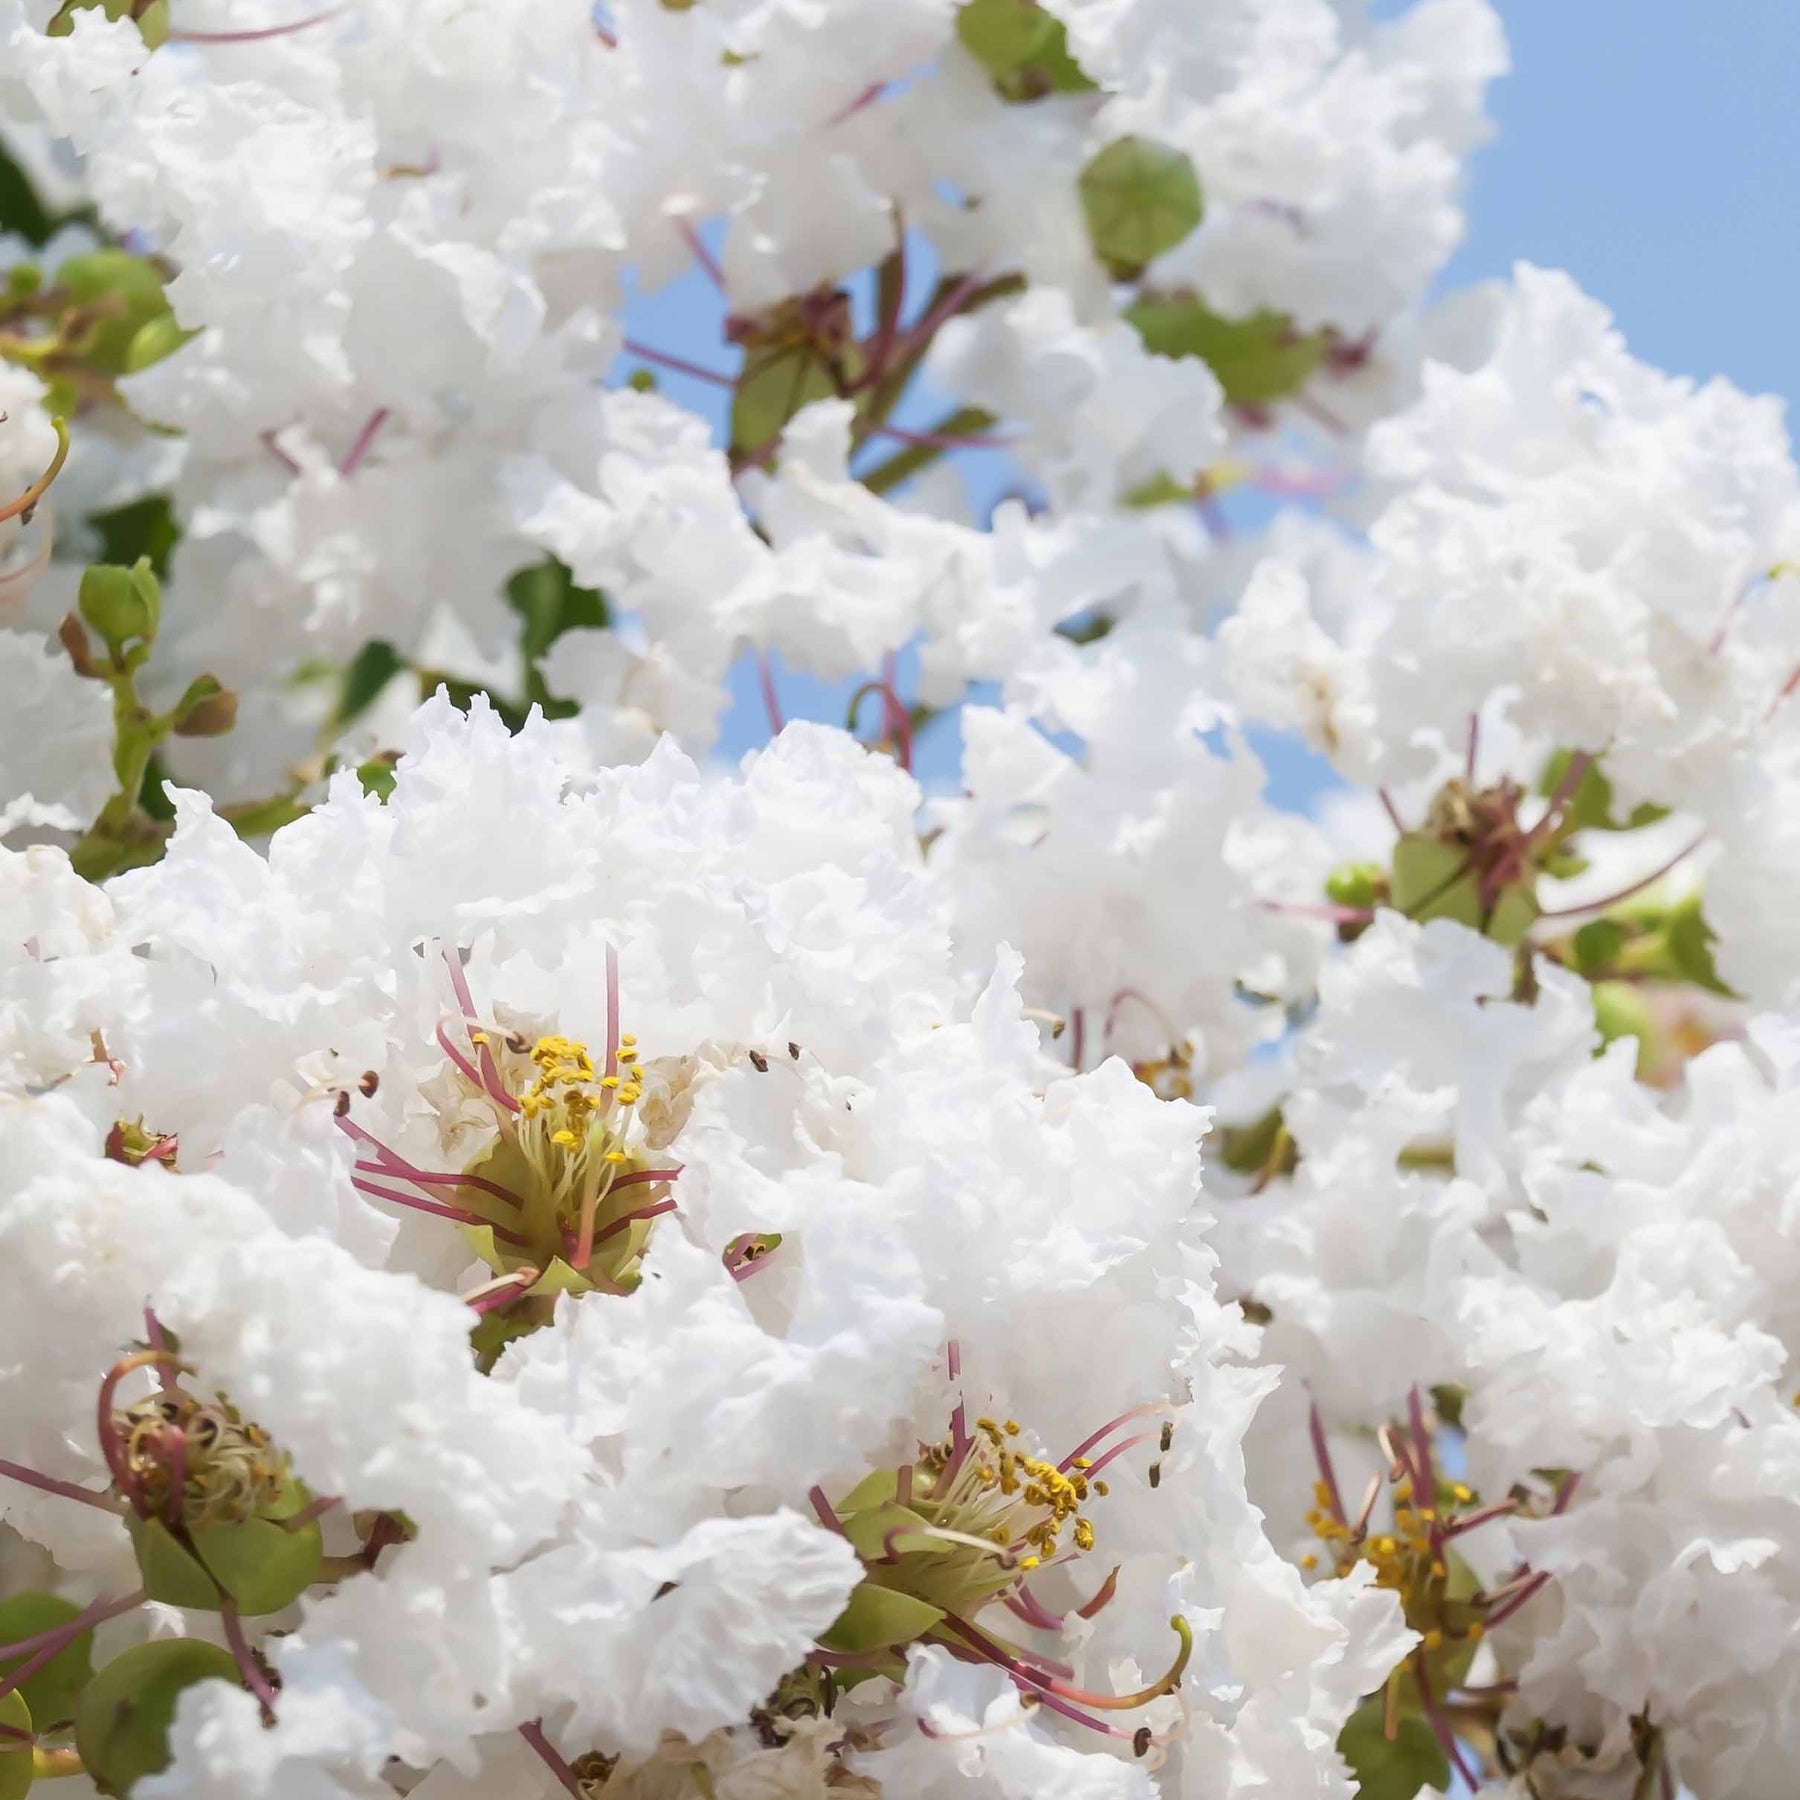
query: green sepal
[
  {"left": 0, "top": 1691, "right": 30, "bottom": 1800},
  {"left": 1078, "top": 137, "right": 1203, "bottom": 278},
  {"left": 1336, "top": 1694, "right": 1449, "bottom": 1800},
  {"left": 75, "top": 1638, "right": 241, "bottom": 1797},
  {"left": 125, "top": 1514, "right": 224, "bottom": 1612},
  {"left": 817, "top": 1582, "right": 945, "bottom": 1654},
  {"left": 0, "top": 1591, "right": 96, "bottom": 1727},
  {"left": 123, "top": 311, "right": 196, "bottom": 375},
  {"left": 840, "top": 1504, "right": 953, "bottom": 1566},
  {"left": 730, "top": 341, "right": 840, "bottom": 456},
  {"left": 1391, "top": 834, "right": 1539, "bottom": 946},
  {"left": 1665, "top": 892, "right": 1732, "bottom": 995},
  {"left": 832, "top": 1470, "right": 898, "bottom": 1517},
  {"left": 1125, "top": 294, "right": 1329, "bottom": 405},
  {"left": 188, "top": 1511, "right": 323, "bottom": 1617}
]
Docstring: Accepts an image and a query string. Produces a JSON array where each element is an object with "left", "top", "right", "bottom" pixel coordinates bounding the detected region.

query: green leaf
[
  {"left": 1571, "top": 917, "right": 1627, "bottom": 978},
  {"left": 89, "top": 495, "right": 179, "bottom": 578},
  {"left": 0, "top": 1591, "right": 94, "bottom": 1727},
  {"left": 125, "top": 1514, "right": 224, "bottom": 1612},
  {"left": 1126, "top": 295, "right": 1329, "bottom": 405},
  {"left": 1216, "top": 1106, "right": 1289, "bottom": 1175},
  {"left": 817, "top": 1583, "right": 945, "bottom": 1654},
  {"left": 1078, "top": 138, "right": 1203, "bottom": 277},
  {"left": 75, "top": 1638, "right": 240, "bottom": 1796},
  {"left": 1592, "top": 981, "right": 1654, "bottom": 1072},
  {"left": 189, "top": 1511, "right": 323, "bottom": 1617},
  {"left": 1537, "top": 749, "right": 1668, "bottom": 833},
  {"left": 1337, "top": 1695, "right": 1449, "bottom": 1800},
  {"left": 0, "top": 137, "right": 57, "bottom": 247},
  {"left": 0, "top": 1689, "right": 30, "bottom": 1800},
  {"left": 1665, "top": 892, "right": 1732, "bottom": 995},
  {"left": 730, "top": 341, "right": 839, "bottom": 456},
  {"left": 335, "top": 639, "right": 405, "bottom": 728},
  {"left": 354, "top": 757, "right": 397, "bottom": 802},
  {"left": 506, "top": 558, "right": 608, "bottom": 665}
]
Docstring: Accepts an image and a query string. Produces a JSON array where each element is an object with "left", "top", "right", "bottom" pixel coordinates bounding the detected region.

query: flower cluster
[{"left": 4, "top": 1, "right": 1800, "bottom": 1798}]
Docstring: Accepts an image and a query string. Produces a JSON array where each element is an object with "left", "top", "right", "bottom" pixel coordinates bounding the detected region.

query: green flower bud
[
  {"left": 78, "top": 558, "right": 160, "bottom": 648},
  {"left": 1079, "top": 136, "right": 1204, "bottom": 278},
  {"left": 0, "top": 1691, "right": 29, "bottom": 1800}
]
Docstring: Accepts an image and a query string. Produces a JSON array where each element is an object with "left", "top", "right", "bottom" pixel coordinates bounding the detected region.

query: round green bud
[{"left": 75, "top": 1638, "right": 240, "bottom": 1796}]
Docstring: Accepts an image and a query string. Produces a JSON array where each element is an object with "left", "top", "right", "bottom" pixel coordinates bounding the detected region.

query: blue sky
[{"left": 623, "top": 2, "right": 1800, "bottom": 797}]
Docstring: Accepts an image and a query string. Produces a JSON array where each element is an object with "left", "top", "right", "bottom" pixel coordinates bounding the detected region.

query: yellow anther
[
  {"left": 620, "top": 1034, "right": 638, "bottom": 1047},
  {"left": 1374, "top": 1536, "right": 1397, "bottom": 1556},
  {"left": 1003, "top": 1420, "right": 1020, "bottom": 1435},
  {"left": 1020, "top": 1555, "right": 1040, "bottom": 1570},
  {"left": 552, "top": 1129, "right": 579, "bottom": 1149},
  {"left": 1451, "top": 1483, "right": 1474, "bottom": 1503},
  {"left": 1299, "top": 1553, "right": 1318, "bottom": 1570},
  {"left": 1073, "top": 1519, "right": 1095, "bottom": 1552},
  {"left": 1431, "top": 1560, "right": 1447, "bottom": 1579},
  {"left": 601, "top": 1075, "right": 621, "bottom": 1090},
  {"left": 1467, "top": 1622, "right": 1484, "bottom": 1641},
  {"left": 1093, "top": 1480, "right": 1109, "bottom": 1497},
  {"left": 606, "top": 1149, "right": 627, "bottom": 1164},
  {"left": 1423, "top": 1630, "right": 1443, "bottom": 1651}
]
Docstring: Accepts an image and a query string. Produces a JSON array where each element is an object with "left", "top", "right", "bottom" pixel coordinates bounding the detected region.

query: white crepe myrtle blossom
[{"left": 0, "top": 697, "right": 1414, "bottom": 1799}]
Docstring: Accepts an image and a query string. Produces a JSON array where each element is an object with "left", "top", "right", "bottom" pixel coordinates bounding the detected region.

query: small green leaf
[
  {"left": 1337, "top": 1695, "right": 1449, "bottom": 1800},
  {"left": 89, "top": 495, "right": 179, "bottom": 578},
  {"left": 56, "top": 251, "right": 177, "bottom": 376},
  {"left": 1079, "top": 137, "right": 1203, "bottom": 277},
  {"left": 125, "top": 1514, "right": 225, "bottom": 1612},
  {"left": 1571, "top": 917, "right": 1627, "bottom": 977},
  {"left": 832, "top": 1470, "right": 899, "bottom": 1517},
  {"left": 1126, "top": 295, "right": 1329, "bottom": 405},
  {"left": 75, "top": 1638, "right": 240, "bottom": 1796},
  {"left": 189, "top": 1512, "right": 323, "bottom": 1617},
  {"left": 817, "top": 1583, "right": 945, "bottom": 1654},
  {"left": 1592, "top": 981, "right": 1654, "bottom": 1072},
  {"left": 1537, "top": 750, "right": 1668, "bottom": 833},
  {"left": 506, "top": 558, "right": 608, "bottom": 665},
  {"left": 0, "top": 1591, "right": 93, "bottom": 1727},
  {"left": 0, "top": 1690, "right": 30, "bottom": 1800},
  {"left": 335, "top": 639, "right": 406, "bottom": 728},
  {"left": 1665, "top": 893, "right": 1732, "bottom": 995},
  {"left": 354, "top": 757, "right": 397, "bottom": 801},
  {"left": 0, "top": 138, "right": 57, "bottom": 247},
  {"left": 1216, "top": 1106, "right": 1290, "bottom": 1175}
]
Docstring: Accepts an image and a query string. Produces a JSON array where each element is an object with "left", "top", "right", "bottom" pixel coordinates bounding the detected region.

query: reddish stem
[
  {"left": 676, "top": 219, "right": 725, "bottom": 293},
  {"left": 755, "top": 648, "right": 785, "bottom": 734},
  {"left": 338, "top": 407, "right": 390, "bottom": 478},
  {"left": 519, "top": 1721, "right": 587, "bottom": 1799},
  {"left": 1536, "top": 833, "right": 1707, "bottom": 920},
  {"left": 620, "top": 338, "right": 734, "bottom": 388},
  {"left": 221, "top": 1601, "right": 278, "bottom": 1721},
  {"left": 171, "top": 6, "right": 336, "bottom": 41}
]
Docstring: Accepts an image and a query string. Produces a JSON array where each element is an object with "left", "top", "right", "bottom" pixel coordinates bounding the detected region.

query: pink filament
[
  {"left": 1057, "top": 1403, "right": 1165, "bottom": 1476},
  {"left": 338, "top": 406, "right": 390, "bottom": 478},
  {"left": 351, "top": 1175, "right": 528, "bottom": 1245},
  {"left": 0, "top": 1459, "right": 125, "bottom": 1515},
  {"left": 603, "top": 943, "right": 621, "bottom": 1087}
]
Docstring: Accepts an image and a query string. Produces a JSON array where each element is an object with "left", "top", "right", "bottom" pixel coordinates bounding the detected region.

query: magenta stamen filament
[
  {"left": 1057, "top": 1402, "right": 1167, "bottom": 1475},
  {"left": 0, "top": 1458, "right": 126, "bottom": 1515},
  {"left": 350, "top": 1174, "right": 529, "bottom": 1245},
  {"left": 0, "top": 1591, "right": 146, "bottom": 1706}
]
